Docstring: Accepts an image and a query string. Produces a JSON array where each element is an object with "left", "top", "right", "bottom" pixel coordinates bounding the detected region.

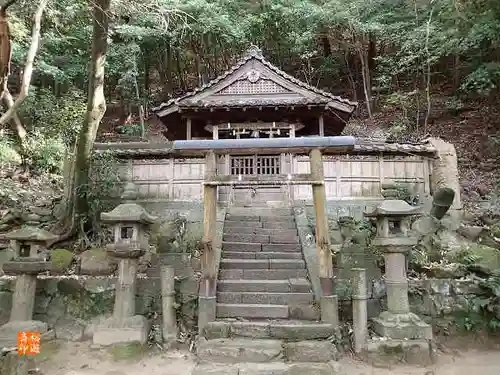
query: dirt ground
[{"left": 36, "top": 337, "right": 500, "bottom": 375}]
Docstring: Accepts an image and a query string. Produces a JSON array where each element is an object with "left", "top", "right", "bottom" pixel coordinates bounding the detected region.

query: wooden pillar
[
  {"left": 201, "top": 150, "right": 217, "bottom": 297},
  {"left": 186, "top": 117, "right": 192, "bottom": 140},
  {"left": 318, "top": 115, "right": 324, "bottom": 136},
  {"left": 310, "top": 148, "right": 338, "bottom": 327},
  {"left": 213, "top": 124, "right": 219, "bottom": 140},
  {"left": 289, "top": 123, "right": 296, "bottom": 138},
  {"left": 199, "top": 150, "right": 218, "bottom": 332}
]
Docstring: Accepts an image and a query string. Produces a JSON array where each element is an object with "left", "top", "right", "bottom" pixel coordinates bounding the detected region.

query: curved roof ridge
[{"left": 152, "top": 46, "right": 357, "bottom": 114}]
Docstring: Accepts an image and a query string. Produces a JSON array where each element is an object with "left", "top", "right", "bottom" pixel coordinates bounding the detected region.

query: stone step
[
  {"left": 221, "top": 242, "right": 301, "bottom": 253},
  {"left": 223, "top": 233, "right": 299, "bottom": 244},
  {"left": 196, "top": 337, "right": 339, "bottom": 365},
  {"left": 223, "top": 227, "right": 298, "bottom": 236},
  {"left": 225, "top": 215, "right": 261, "bottom": 222},
  {"left": 203, "top": 321, "right": 337, "bottom": 341},
  {"left": 219, "top": 269, "right": 307, "bottom": 280},
  {"left": 262, "top": 221, "right": 296, "bottom": 230},
  {"left": 224, "top": 221, "right": 296, "bottom": 230},
  {"left": 263, "top": 244, "right": 301, "bottom": 252},
  {"left": 217, "top": 292, "right": 314, "bottom": 305},
  {"left": 223, "top": 233, "right": 269, "bottom": 243},
  {"left": 270, "top": 234, "right": 300, "bottom": 244},
  {"left": 222, "top": 242, "right": 262, "bottom": 252},
  {"left": 192, "top": 362, "right": 339, "bottom": 375},
  {"left": 217, "top": 303, "right": 289, "bottom": 319},
  {"left": 197, "top": 338, "right": 283, "bottom": 363},
  {"left": 226, "top": 207, "right": 293, "bottom": 216},
  {"left": 217, "top": 279, "right": 311, "bottom": 293},
  {"left": 221, "top": 251, "right": 303, "bottom": 260},
  {"left": 225, "top": 215, "right": 295, "bottom": 223},
  {"left": 220, "top": 259, "right": 305, "bottom": 270}
]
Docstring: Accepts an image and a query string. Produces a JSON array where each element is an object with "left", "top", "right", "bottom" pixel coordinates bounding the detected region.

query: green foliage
[
  {"left": 85, "top": 151, "right": 122, "bottom": 230},
  {"left": 0, "top": 138, "right": 22, "bottom": 168},
  {"left": 50, "top": 248, "right": 74, "bottom": 272},
  {"left": 23, "top": 131, "right": 66, "bottom": 174},
  {"left": 455, "top": 274, "right": 500, "bottom": 332},
  {"left": 20, "top": 88, "right": 86, "bottom": 146}
]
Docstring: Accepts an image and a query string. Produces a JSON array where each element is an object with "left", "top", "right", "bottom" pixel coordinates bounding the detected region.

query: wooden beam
[
  {"left": 201, "top": 151, "right": 217, "bottom": 298},
  {"left": 213, "top": 124, "right": 218, "bottom": 140},
  {"left": 186, "top": 117, "right": 192, "bottom": 140},
  {"left": 204, "top": 180, "right": 323, "bottom": 186},
  {"left": 318, "top": 115, "right": 325, "bottom": 136},
  {"left": 309, "top": 148, "right": 333, "bottom": 295},
  {"left": 204, "top": 173, "right": 320, "bottom": 184}
]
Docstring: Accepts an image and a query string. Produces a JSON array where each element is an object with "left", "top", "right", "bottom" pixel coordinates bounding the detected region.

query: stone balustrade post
[
  {"left": 161, "top": 265, "right": 177, "bottom": 343},
  {"left": 352, "top": 268, "right": 368, "bottom": 353},
  {"left": 113, "top": 255, "right": 140, "bottom": 322}
]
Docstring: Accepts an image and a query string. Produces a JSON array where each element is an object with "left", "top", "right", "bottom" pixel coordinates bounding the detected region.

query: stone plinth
[
  {"left": 365, "top": 199, "right": 432, "bottom": 341},
  {"left": 372, "top": 311, "right": 432, "bottom": 340},
  {"left": 92, "top": 315, "right": 149, "bottom": 346}
]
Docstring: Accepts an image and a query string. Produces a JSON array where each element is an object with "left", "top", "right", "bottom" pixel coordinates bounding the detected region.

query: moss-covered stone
[
  {"left": 50, "top": 248, "right": 74, "bottom": 273},
  {"left": 491, "top": 223, "right": 500, "bottom": 239},
  {"left": 452, "top": 244, "right": 500, "bottom": 275},
  {"left": 80, "top": 248, "right": 116, "bottom": 275},
  {"left": 65, "top": 289, "right": 115, "bottom": 320}
]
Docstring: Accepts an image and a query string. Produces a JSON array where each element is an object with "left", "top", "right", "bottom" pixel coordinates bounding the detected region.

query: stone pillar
[
  {"left": 426, "top": 137, "right": 461, "bottom": 217},
  {"left": 3, "top": 352, "right": 34, "bottom": 375},
  {"left": 160, "top": 265, "right": 177, "bottom": 343},
  {"left": 384, "top": 247, "right": 410, "bottom": 314},
  {"left": 10, "top": 274, "right": 37, "bottom": 322},
  {"left": 93, "top": 248, "right": 149, "bottom": 346},
  {"left": 114, "top": 257, "right": 139, "bottom": 322},
  {"left": 0, "top": 261, "right": 50, "bottom": 349},
  {"left": 352, "top": 268, "right": 368, "bottom": 353}
]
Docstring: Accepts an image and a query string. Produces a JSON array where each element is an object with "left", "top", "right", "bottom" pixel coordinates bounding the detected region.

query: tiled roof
[{"left": 152, "top": 46, "right": 357, "bottom": 114}]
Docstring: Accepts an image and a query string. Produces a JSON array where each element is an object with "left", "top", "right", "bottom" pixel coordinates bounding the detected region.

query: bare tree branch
[{"left": 0, "top": 0, "right": 48, "bottom": 127}]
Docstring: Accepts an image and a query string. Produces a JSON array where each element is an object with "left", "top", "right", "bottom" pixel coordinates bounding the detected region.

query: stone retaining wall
[
  {"left": 0, "top": 274, "right": 198, "bottom": 342},
  {"left": 337, "top": 277, "right": 478, "bottom": 321},
  {"left": 0, "top": 275, "right": 478, "bottom": 341}
]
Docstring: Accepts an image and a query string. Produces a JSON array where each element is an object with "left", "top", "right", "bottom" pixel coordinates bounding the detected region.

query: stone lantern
[
  {"left": 4, "top": 226, "right": 57, "bottom": 259},
  {"left": 365, "top": 200, "right": 432, "bottom": 340},
  {"left": 93, "top": 182, "right": 158, "bottom": 346},
  {"left": 0, "top": 226, "right": 56, "bottom": 348}
]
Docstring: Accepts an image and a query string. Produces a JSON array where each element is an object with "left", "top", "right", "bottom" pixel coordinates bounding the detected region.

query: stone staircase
[
  {"left": 195, "top": 207, "right": 340, "bottom": 375},
  {"left": 216, "top": 207, "right": 315, "bottom": 320}
]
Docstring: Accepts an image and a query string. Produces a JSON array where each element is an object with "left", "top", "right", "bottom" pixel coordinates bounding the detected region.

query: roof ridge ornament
[{"left": 246, "top": 44, "right": 263, "bottom": 58}]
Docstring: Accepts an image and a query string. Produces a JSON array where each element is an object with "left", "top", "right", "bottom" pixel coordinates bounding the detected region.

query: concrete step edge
[{"left": 221, "top": 251, "right": 302, "bottom": 257}]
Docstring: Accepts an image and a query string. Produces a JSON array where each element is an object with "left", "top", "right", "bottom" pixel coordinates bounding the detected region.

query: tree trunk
[
  {"left": 2, "top": 88, "right": 25, "bottom": 143},
  {"left": 0, "top": 0, "right": 47, "bottom": 127},
  {"left": 53, "top": 0, "right": 110, "bottom": 243}
]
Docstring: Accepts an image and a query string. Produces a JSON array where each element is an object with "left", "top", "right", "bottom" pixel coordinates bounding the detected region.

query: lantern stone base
[
  {"left": 372, "top": 311, "right": 432, "bottom": 340},
  {"left": 0, "top": 320, "right": 48, "bottom": 348},
  {"left": 364, "top": 338, "right": 435, "bottom": 366},
  {"left": 93, "top": 315, "right": 150, "bottom": 346}
]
